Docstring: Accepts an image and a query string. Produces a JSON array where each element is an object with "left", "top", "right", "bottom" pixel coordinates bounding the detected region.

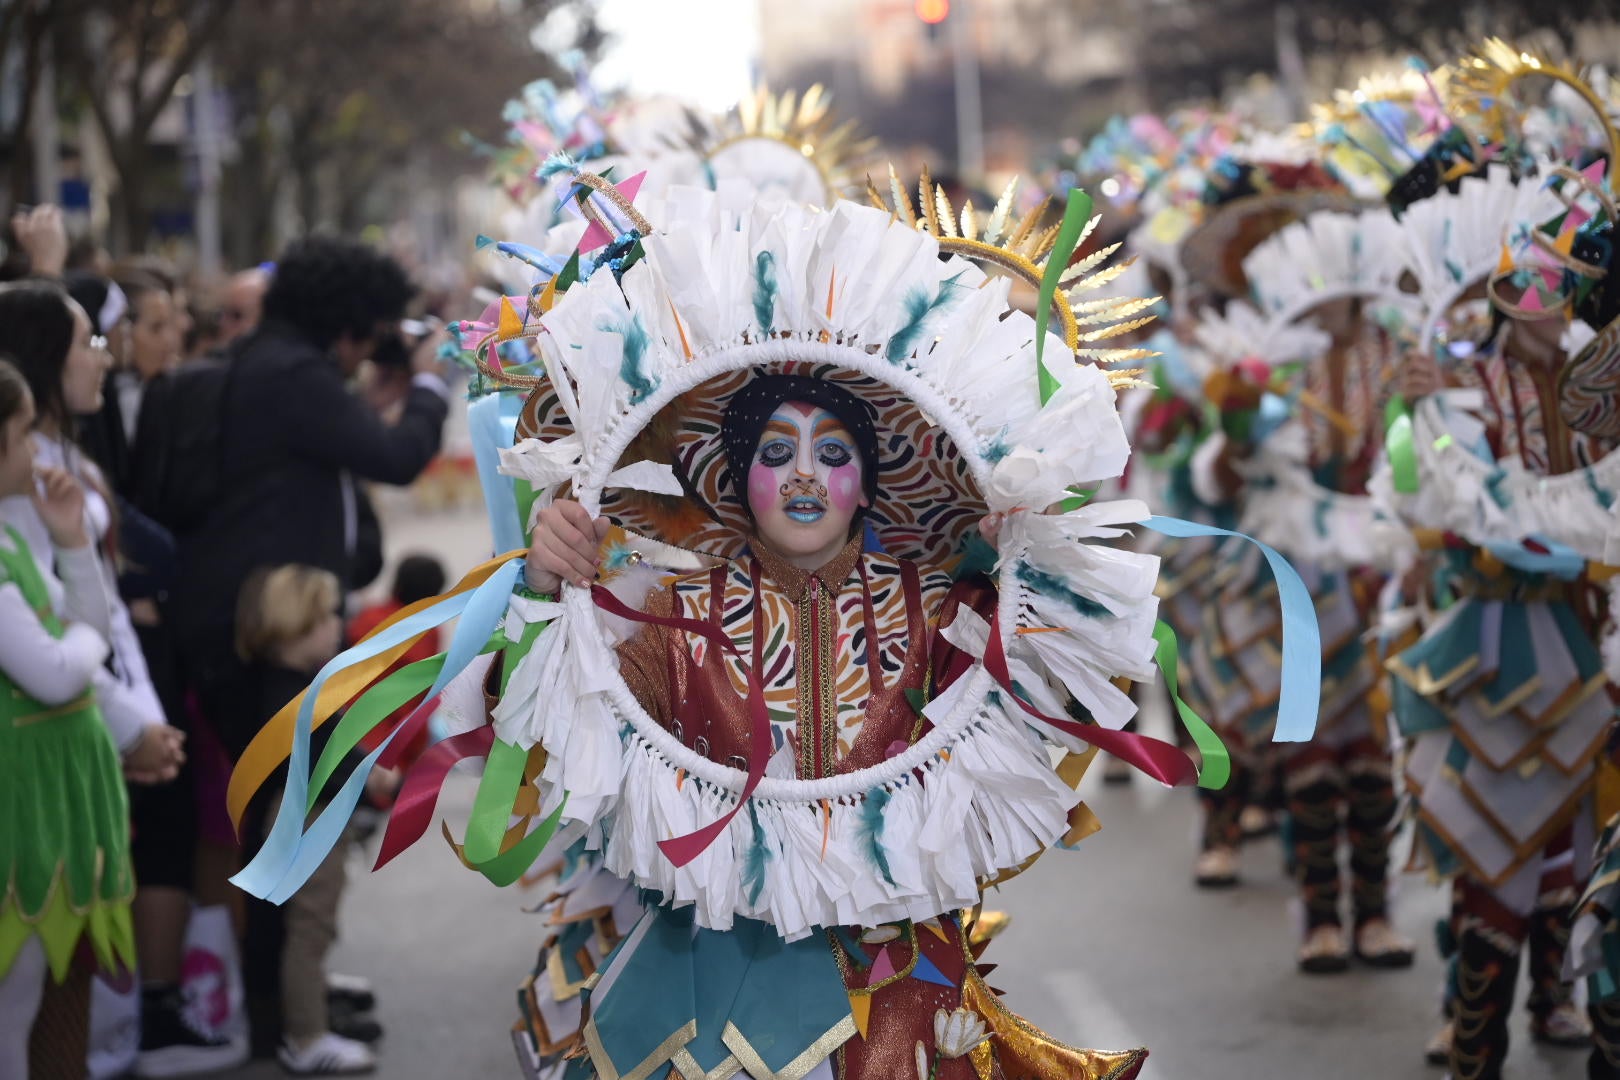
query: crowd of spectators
[{"left": 0, "top": 205, "right": 454, "bottom": 1078}]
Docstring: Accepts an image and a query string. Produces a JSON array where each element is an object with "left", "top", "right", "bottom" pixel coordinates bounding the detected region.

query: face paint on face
[{"left": 746, "top": 401, "right": 868, "bottom": 567}]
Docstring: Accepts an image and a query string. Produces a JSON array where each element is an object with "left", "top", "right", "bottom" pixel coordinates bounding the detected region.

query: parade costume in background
[
  {"left": 1166, "top": 149, "right": 1371, "bottom": 900},
  {"left": 224, "top": 139, "right": 1325, "bottom": 1078},
  {"left": 1370, "top": 46, "right": 1620, "bottom": 1074},
  {"left": 1230, "top": 204, "right": 1418, "bottom": 973}
]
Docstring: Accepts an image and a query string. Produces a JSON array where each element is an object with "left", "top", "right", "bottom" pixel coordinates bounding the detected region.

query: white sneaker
[{"left": 278, "top": 1032, "right": 377, "bottom": 1075}]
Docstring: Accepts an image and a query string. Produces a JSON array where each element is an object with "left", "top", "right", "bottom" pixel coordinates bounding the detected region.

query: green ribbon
[
  {"left": 1152, "top": 619, "right": 1229, "bottom": 790},
  {"left": 1034, "top": 188, "right": 1093, "bottom": 406},
  {"left": 460, "top": 611, "right": 570, "bottom": 886},
  {"left": 1386, "top": 396, "right": 1419, "bottom": 494}
]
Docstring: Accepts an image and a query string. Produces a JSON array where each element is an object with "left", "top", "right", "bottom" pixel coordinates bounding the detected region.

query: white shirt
[
  {"left": 0, "top": 529, "right": 110, "bottom": 708},
  {"left": 0, "top": 433, "right": 167, "bottom": 751}
]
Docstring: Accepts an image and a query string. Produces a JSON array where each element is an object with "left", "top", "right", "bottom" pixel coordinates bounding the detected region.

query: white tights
[{"left": 0, "top": 937, "right": 47, "bottom": 1079}]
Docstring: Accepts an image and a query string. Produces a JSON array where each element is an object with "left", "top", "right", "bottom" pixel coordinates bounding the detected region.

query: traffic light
[{"left": 916, "top": 0, "right": 949, "bottom": 25}]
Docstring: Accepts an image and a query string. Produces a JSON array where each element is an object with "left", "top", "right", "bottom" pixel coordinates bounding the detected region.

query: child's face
[
  {"left": 279, "top": 611, "right": 344, "bottom": 673},
  {"left": 0, "top": 390, "right": 37, "bottom": 500}
]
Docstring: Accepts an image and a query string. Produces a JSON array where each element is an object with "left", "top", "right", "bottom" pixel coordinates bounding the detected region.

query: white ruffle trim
[
  {"left": 1368, "top": 390, "right": 1620, "bottom": 562},
  {"left": 486, "top": 492, "right": 1159, "bottom": 937},
  {"left": 1237, "top": 422, "right": 1414, "bottom": 571}
]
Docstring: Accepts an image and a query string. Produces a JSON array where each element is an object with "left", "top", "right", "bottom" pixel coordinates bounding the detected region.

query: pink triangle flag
[
  {"left": 866, "top": 947, "right": 897, "bottom": 986},
  {"left": 1582, "top": 159, "right": 1609, "bottom": 186},
  {"left": 617, "top": 170, "right": 647, "bottom": 204},
  {"left": 577, "top": 219, "right": 615, "bottom": 253},
  {"left": 1520, "top": 285, "right": 1546, "bottom": 313}
]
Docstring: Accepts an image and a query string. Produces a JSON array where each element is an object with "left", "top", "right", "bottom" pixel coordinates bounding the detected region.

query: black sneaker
[
  {"left": 326, "top": 973, "right": 376, "bottom": 1014},
  {"left": 134, "top": 984, "right": 249, "bottom": 1077},
  {"left": 329, "top": 1013, "right": 384, "bottom": 1045}
]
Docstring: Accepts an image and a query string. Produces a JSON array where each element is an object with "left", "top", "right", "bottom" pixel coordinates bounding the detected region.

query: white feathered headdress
[
  {"left": 1243, "top": 209, "right": 1409, "bottom": 336},
  {"left": 483, "top": 175, "right": 1178, "bottom": 937},
  {"left": 1397, "top": 165, "right": 1563, "bottom": 353}
]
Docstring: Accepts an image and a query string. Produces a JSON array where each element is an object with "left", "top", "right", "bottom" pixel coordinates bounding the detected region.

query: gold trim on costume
[
  {"left": 582, "top": 1016, "right": 699, "bottom": 1080},
  {"left": 721, "top": 1015, "right": 858, "bottom": 1080}
]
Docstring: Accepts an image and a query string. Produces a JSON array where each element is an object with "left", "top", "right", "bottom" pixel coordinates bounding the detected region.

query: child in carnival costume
[
  {"left": 1371, "top": 41, "right": 1620, "bottom": 1078},
  {"left": 226, "top": 144, "right": 1325, "bottom": 1075}
]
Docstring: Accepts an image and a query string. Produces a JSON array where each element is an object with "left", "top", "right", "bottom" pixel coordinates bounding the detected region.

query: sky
[{"left": 585, "top": 0, "right": 762, "bottom": 113}]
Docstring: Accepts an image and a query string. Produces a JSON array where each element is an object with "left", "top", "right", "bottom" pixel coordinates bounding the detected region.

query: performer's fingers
[{"left": 538, "top": 528, "right": 597, "bottom": 584}]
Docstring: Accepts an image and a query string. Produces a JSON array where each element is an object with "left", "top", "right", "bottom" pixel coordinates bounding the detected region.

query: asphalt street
[{"left": 230, "top": 498, "right": 1588, "bottom": 1080}]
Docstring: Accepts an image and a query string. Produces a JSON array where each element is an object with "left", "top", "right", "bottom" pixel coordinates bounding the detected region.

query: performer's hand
[
  {"left": 1397, "top": 354, "right": 1443, "bottom": 404},
  {"left": 526, "top": 499, "right": 611, "bottom": 593},
  {"left": 979, "top": 512, "right": 1006, "bottom": 545}
]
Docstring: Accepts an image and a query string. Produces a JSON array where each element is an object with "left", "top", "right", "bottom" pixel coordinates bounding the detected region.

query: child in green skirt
[{"left": 0, "top": 356, "right": 137, "bottom": 1076}]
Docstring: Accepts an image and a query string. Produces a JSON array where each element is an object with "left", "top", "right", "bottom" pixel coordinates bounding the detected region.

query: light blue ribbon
[
  {"left": 1140, "top": 516, "right": 1322, "bottom": 742},
  {"left": 1479, "top": 535, "right": 1587, "bottom": 579},
  {"left": 469, "top": 392, "right": 527, "bottom": 554},
  {"left": 232, "top": 558, "right": 524, "bottom": 902}
]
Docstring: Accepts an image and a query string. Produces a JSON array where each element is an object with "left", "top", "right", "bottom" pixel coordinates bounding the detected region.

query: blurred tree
[
  {"left": 61, "top": 0, "right": 232, "bottom": 251},
  {"left": 212, "top": 0, "right": 578, "bottom": 265}
]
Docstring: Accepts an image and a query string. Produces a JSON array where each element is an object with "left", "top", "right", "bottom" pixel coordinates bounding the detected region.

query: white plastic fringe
[
  {"left": 1239, "top": 421, "right": 1416, "bottom": 572},
  {"left": 1368, "top": 390, "right": 1620, "bottom": 563}
]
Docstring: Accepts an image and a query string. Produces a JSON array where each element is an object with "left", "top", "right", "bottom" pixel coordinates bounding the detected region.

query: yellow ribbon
[{"left": 227, "top": 549, "right": 527, "bottom": 831}]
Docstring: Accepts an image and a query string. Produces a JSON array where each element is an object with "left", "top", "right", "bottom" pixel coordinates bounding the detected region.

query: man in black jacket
[{"left": 168, "top": 237, "right": 448, "bottom": 712}]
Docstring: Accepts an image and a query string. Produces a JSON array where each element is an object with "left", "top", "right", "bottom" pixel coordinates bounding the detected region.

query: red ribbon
[
  {"left": 983, "top": 610, "right": 1197, "bottom": 787},
  {"left": 374, "top": 724, "right": 494, "bottom": 870},
  {"left": 590, "top": 584, "right": 772, "bottom": 868}
]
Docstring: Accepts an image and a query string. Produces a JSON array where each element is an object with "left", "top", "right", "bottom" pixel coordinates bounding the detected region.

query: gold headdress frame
[
  {"left": 866, "top": 164, "right": 1161, "bottom": 371},
  {"left": 1450, "top": 37, "right": 1620, "bottom": 167},
  {"left": 676, "top": 84, "right": 877, "bottom": 207}
]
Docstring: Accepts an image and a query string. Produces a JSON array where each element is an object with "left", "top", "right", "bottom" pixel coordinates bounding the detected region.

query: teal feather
[
  {"left": 860, "top": 787, "right": 895, "bottom": 886},
  {"left": 885, "top": 271, "right": 967, "bottom": 363},
  {"left": 602, "top": 312, "right": 657, "bottom": 404},
  {"left": 1014, "top": 563, "right": 1109, "bottom": 618},
  {"left": 1587, "top": 467, "right": 1615, "bottom": 510},
  {"left": 753, "top": 251, "right": 778, "bottom": 335},
  {"left": 743, "top": 803, "right": 770, "bottom": 904},
  {"left": 538, "top": 151, "right": 579, "bottom": 180},
  {"left": 601, "top": 540, "right": 637, "bottom": 571}
]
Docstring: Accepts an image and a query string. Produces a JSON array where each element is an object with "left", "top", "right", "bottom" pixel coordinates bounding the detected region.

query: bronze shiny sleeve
[
  {"left": 929, "top": 575, "right": 997, "bottom": 694},
  {"left": 615, "top": 584, "right": 676, "bottom": 726}
]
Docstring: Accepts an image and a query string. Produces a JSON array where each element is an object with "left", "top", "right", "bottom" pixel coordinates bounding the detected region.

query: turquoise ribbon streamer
[
  {"left": 469, "top": 392, "right": 527, "bottom": 555},
  {"left": 232, "top": 558, "right": 524, "bottom": 902},
  {"left": 1480, "top": 535, "right": 1586, "bottom": 579},
  {"left": 1140, "top": 516, "right": 1322, "bottom": 742}
]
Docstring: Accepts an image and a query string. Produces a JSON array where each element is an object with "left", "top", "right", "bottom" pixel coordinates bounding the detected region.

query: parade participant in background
[
  {"left": 1372, "top": 44, "right": 1620, "bottom": 1075},
  {"left": 224, "top": 138, "right": 1323, "bottom": 1075},
  {"left": 1171, "top": 112, "right": 1427, "bottom": 961},
  {"left": 1176, "top": 149, "right": 1361, "bottom": 891},
  {"left": 0, "top": 356, "right": 137, "bottom": 1078}
]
